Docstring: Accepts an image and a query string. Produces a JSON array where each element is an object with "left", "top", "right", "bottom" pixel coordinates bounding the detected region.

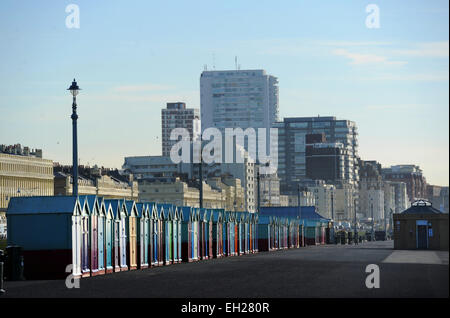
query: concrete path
[{"left": 2, "top": 241, "right": 448, "bottom": 298}]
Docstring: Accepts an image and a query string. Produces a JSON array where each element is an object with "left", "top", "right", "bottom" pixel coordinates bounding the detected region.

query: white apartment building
[
  {"left": 295, "top": 180, "right": 335, "bottom": 219},
  {"left": 391, "top": 181, "right": 409, "bottom": 213},
  {"left": 161, "top": 102, "right": 200, "bottom": 157},
  {"left": 121, "top": 155, "right": 194, "bottom": 182},
  {"left": 334, "top": 182, "right": 356, "bottom": 222},
  {"left": 259, "top": 173, "right": 281, "bottom": 207},
  {"left": 200, "top": 69, "right": 279, "bottom": 156}
]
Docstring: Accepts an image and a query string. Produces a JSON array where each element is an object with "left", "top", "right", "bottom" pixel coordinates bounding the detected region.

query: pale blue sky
[{"left": 0, "top": 1, "right": 448, "bottom": 185}]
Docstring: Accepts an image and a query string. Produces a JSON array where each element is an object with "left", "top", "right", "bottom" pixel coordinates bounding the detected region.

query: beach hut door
[{"left": 120, "top": 219, "right": 127, "bottom": 267}]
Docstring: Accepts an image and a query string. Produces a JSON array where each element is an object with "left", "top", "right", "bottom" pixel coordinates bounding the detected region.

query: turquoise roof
[{"left": 7, "top": 196, "right": 80, "bottom": 215}]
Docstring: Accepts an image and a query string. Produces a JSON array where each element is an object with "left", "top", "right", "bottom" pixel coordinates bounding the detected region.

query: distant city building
[
  {"left": 295, "top": 179, "right": 335, "bottom": 219},
  {"left": 200, "top": 69, "right": 279, "bottom": 131},
  {"left": 281, "top": 191, "right": 316, "bottom": 208},
  {"left": 53, "top": 164, "right": 138, "bottom": 200},
  {"left": 274, "top": 116, "right": 359, "bottom": 195},
  {"left": 334, "top": 182, "right": 357, "bottom": 222},
  {"left": 0, "top": 144, "right": 43, "bottom": 158},
  {"left": 200, "top": 69, "right": 279, "bottom": 155},
  {"left": 279, "top": 195, "right": 290, "bottom": 207},
  {"left": 204, "top": 155, "right": 257, "bottom": 212},
  {"left": 382, "top": 180, "right": 396, "bottom": 230},
  {"left": 161, "top": 102, "right": 200, "bottom": 157},
  {"left": 122, "top": 155, "right": 194, "bottom": 182},
  {"left": 305, "top": 133, "right": 346, "bottom": 182},
  {"left": 0, "top": 151, "right": 54, "bottom": 215},
  {"left": 382, "top": 165, "right": 427, "bottom": 203},
  {"left": 259, "top": 173, "right": 281, "bottom": 207},
  {"left": 122, "top": 153, "right": 257, "bottom": 212},
  {"left": 426, "top": 185, "right": 449, "bottom": 213},
  {"left": 358, "top": 160, "right": 383, "bottom": 221},
  {"left": 391, "top": 181, "right": 410, "bottom": 213},
  {"left": 138, "top": 177, "right": 225, "bottom": 209},
  {"left": 207, "top": 176, "right": 246, "bottom": 211}
]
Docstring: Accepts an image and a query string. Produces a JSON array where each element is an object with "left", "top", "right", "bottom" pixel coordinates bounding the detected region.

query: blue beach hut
[
  {"left": 103, "top": 200, "right": 114, "bottom": 273},
  {"left": 6, "top": 196, "right": 83, "bottom": 279}
]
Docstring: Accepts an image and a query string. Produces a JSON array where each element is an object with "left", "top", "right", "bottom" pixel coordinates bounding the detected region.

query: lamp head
[{"left": 68, "top": 78, "right": 81, "bottom": 96}]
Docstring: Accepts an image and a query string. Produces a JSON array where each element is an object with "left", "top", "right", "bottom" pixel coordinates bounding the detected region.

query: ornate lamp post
[{"left": 68, "top": 79, "right": 81, "bottom": 197}]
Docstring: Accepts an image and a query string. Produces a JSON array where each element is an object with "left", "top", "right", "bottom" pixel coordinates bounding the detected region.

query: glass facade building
[{"left": 274, "top": 116, "right": 359, "bottom": 194}]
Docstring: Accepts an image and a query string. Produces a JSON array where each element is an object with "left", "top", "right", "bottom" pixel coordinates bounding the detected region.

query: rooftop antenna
[
  {"left": 235, "top": 56, "right": 238, "bottom": 70},
  {"left": 204, "top": 64, "right": 208, "bottom": 71},
  {"left": 213, "top": 52, "right": 216, "bottom": 70}
]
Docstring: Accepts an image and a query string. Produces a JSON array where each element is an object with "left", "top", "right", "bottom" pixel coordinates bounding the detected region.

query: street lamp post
[
  {"left": 68, "top": 79, "right": 80, "bottom": 197},
  {"left": 199, "top": 149, "right": 203, "bottom": 209},
  {"left": 390, "top": 208, "right": 394, "bottom": 239},
  {"left": 371, "top": 197, "right": 374, "bottom": 241},
  {"left": 331, "top": 189, "right": 334, "bottom": 221}
]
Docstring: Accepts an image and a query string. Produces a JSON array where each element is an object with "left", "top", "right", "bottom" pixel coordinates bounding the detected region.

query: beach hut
[
  {"left": 78, "top": 196, "right": 91, "bottom": 277},
  {"left": 6, "top": 196, "right": 83, "bottom": 279},
  {"left": 116, "top": 199, "right": 129, "bottom": 271},
  {"left": 173, "top": 206, "right": 182, "bottom": 264},
  {"left": 124, "top": 200, "right": 138, "bottom": 270},
  {"left": 103, "top": 199, "right": 122, "bottom": 272},
  {"left": 274, "top": 217, "right": 280, "bottom": 249},
  {"left": 207, "top": 209, "right": 213, "bottom": 259},
  {"left": 251, "top": 213, "right": 258, "bottom": 253},
  {"left": 146, "top": 203, "right": 156, "bottom": 266},
  {"left": 163, "top": 204, "right": 175, "bottom": 265},
  {"left": 245, "top": 212, "right": 252, "bottom": 254},
  {"left": 96, "top": 197, "right": 107, "bottom": 275},
  {"left": 211, "top": 209, "right": 224, "bottom": 258},
  {"left": 256, "top": 215, "right": 271, "bottom": 252},
  {"left": 169, "top": 205, "right": 179, "bottom": 264},
  {"left": 253, "top": 213, "right": 259, "bottom": 253},
  {"left": 233, "top": 212, "right": 239, "bottom": 256},
  {"left": 179, "top": 206, "right": 190, "bottom": 262},
  {"left": 226, "top": 212, "right": 234, "bottom": 256},
  {"left": 180, "top": 206, "right": 198, "bottom": 262},
  {"left": 192, "top": 208, "right": 200, "bottom": 261},
  {"left": 199, "top": 208, "right": 211, "bottom": 260},
  {"left": 103, "top": 200, "right": 114, "bottom": 274},
  {"left": 221, "top": 211, "right": 230, "bottom": 256},
  {"left": 150, "top": 203, "right": 161, "bottom": 266},
  {"left": 282, "top": 218, "right": 289, "bottom": 249},
  {"left": 274, "top": 217, "right": 280, "bottom": 250},
  {"left": 82, "top": 196, "right": 98, "bottom": 276},
  {"left": 304, "top": 220, "right": 319, "bottom": 245},
  {"left": 154, "top": 204, "right": 166, "bottom": 266},
  {"left": 135, "top": 202, "right": 150, "bottom": 269},
  {"left": 236, "top": 212, "right": 244, "bottom": 255},
  {"left": 156, "top": 204, "right": 175, "bottom": 265},
  {"left": 169, "top": 205, "right": 177, "bottom": 264},
  {"left": 292, "top": 219, "right": 300, "bottom": 248},
  {"left": 229, "top": 211, "right": 236, "bottom": 256}
]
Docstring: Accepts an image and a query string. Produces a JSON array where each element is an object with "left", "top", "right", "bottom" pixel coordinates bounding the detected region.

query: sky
[{"left": 0, "top": 0, "right": 448, "bottom": 186}]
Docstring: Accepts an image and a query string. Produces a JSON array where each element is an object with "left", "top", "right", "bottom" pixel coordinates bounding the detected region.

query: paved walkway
[
  {"left": 2, "top": 241, "right": 448, "bottom": 298},
  {"left": 383, "top": 250, "right": 448, "bottom": 265}
]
